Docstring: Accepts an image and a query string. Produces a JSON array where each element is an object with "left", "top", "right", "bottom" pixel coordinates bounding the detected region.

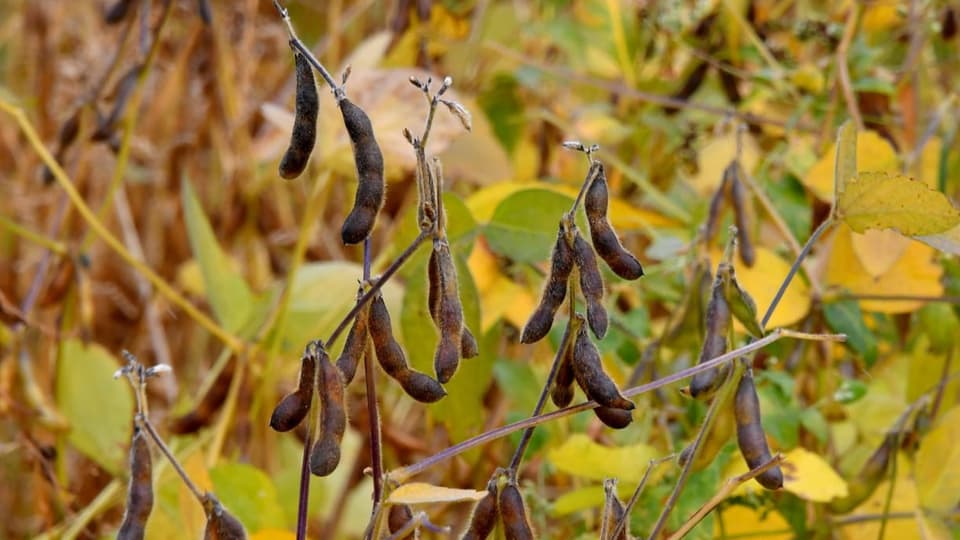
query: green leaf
[
  {"left": 799, "top": 408, "right": 829, "bottom": 443},
  {"left": 838, "top": 171, "right": 960, "bottom": 235},
  {"left": 56, "top": 339, "right": 133, "bottom": 474},
  {"left": 181, "top": 179, "right": 255, "bottom": 334},
  {"left": 833, "top": 379, "right": 868, "bottom": 404},
  {"left": 918, "top": 303, "right": 959, "bottom": 353},
  {"left": 485, "top": 188, "right": 573, "bottom": 264},
  {"left": 823, "top": 299, "right": 878, "bottom": 366},
  {"left": 209, "top": 462, "right": 286, "bottom": 533},
  {"left": 833, "top": 120, "right": 857, "bottom": 210}
]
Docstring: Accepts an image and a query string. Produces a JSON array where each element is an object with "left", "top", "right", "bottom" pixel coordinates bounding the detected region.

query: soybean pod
[
  {"left": 499, "top": 480, "right": 535, "bottom": 540},
  {"left": 734, "top": 369, "right": 783, "bottom": 490},
  {"left": 828, "top": 432, "right": 897, "bottom": 513},
  {"left": 593, "top": 406, "right": 633, "bottom": 429},
  {"left": 203, "top": 495, "right": 247, "bottom": 540},
  {"left": 461, "top": 477, "right": 499, "bottom": 540},
  {"left": 310, "top": 348, "right": 347, "bottom": 476},
  {"left": 572, "top": 316, "right": 634, "bottom": 411},
  {"left": 278, "top": 50, "right": 318, "bottom": 180},
  {"left": 335, "top": 297, "right": 369, "bottom": 385},
  {"left": 388, "top": 504, "right": 415, "bottom": 539},
  {"left": 584, "top": 162, "right": 644, "bottom": 280},
  {"left": 117, "top": 427, "right": 153, "bottom": 540},
  {"left": 728, "top": 164, "right": 756, "bottom": 267},
  {"left": 550, "top": 321, "right": 578, "bottom": 408},
  {"left": 521, "top": 222, "right": 575, "bottom": 344},
  {"left": 339, "top": 96, "right": 385, "bottom": 244},
  {"left": 369, "top": 294, "right": 446, "bottom": 403},
  {"left": 432, "top": 239, "right": 464, "bottom": 383},
  {"left": 601, "top": 479, "right": 628, "bottom": 540},
  {"left": 430, "top": 244, "right": 479, "bottom": 359},
  {"left": 572, "top": 229, "right": 608, "bottom": 339},
  {"left": 688, "top": 270, "right": 732, "bottom": 400}
]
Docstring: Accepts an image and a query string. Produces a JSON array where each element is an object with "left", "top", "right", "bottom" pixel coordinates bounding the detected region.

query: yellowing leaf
[
  {"left": 826, "top": 224, "right": 943, "bottom": 313},
  {"left": 180, "top": 452, "right": 214, "bottom": 536},
  {"left": 840, "top": 456, "right": 920, "bottom": 540},
  {"left": 709, "top": 247, "right": 810, "bottom": 329},
  {"left": 862, "top": 3, "right": 904, "bottom": 33},
  {"left": 550, "top": 481, "right": 636, "bottom": 516},
  {"left": 850, "top": 229, "right": 910, "bottom": 278},
  {"left": 915, "top": 405, "right": 960, "bottom": 513},
  {"left": 803, "top": 131, "right": 897, "bottom": 202},
  {"left": 715, "top": 504, "right": 791, "bottom": 540},
  {"left": 547, "top": 434, "right": 657, "bottom": 483},
  {"left": 839, "top": 171, "right": 960, "bottom": 235},
  {"left": 689, "top": 130, "right": 759, "bottom": 196},
  {"left": 790, "top": 63, "right": 824, "bottom": 94},
  {"left": 467, "top": 238, "right": 536, "bottom": 331},
  {"left": 780, "top": 447, "right": 848, "bottom": 502},
  {"left": 386, "top": 482, "right": 487, "bottom": 505}
]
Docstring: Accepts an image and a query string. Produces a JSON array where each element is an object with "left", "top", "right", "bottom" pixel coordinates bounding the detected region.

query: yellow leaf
[
  {"left": 916, "top": 137, "right": 942, "bottom": 188},
  {"left": 850, "top": 229, "right": 910, "bottom": 278},
  {"left": 179, "top": 452, "right": 214, "bottom": 537},
  {"left": 709, "top": 247, "right": 811, "bottom": 329},
  {"left": 839, "top": 171, "right": 960, "bottom": 235},
  {"left": 862, "top": 3, "right": 904, "bottom": 33},
  {"left": 826, "top": 224, "right": 943, "bottom": 313},
  {"left": 551, "top": 481, "right": 636, "bottom": 516},
  {"left": 780, "top": 447, "right": 848, "bottom": 502},
  {"left": 547, "top": 434, "right": 658, "bottom": 483},
  {"left": 790, "top": 62, "right": 825, "bottom": 94},
  {"left": 840, "top": 455, "right": 921, "bottom": 540},
  {"left": 250, "top": 530, "right": 296, "bottom": 540},
  {"left": 689, "top": 130, "right": 760, "bottom": 196},
  {"left": 915, "top": 223, "right": 960, "bottom": 256},
  {"left": 715, "top": 504, "right": 791, "bottom": 540},
  {"left": 386, "top": 482, "right": 487, "bottom": 505},
  {"left": 802, "top": 131, "right": 898, "bottom": 202},
  {"left": 915, "top": 405, "right": 960, "bottom": 513},
  {"left": 467, "top": 240, "right": 537, "bottom": 331}
]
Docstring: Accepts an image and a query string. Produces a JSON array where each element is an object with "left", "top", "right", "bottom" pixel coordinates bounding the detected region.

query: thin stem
[
  {"left": 273, "top": 0, "right": 339, "bottom": 92},
  {"left": 362, "top": 236, "right": 385, "bottom": 505},
  {"left": 836, "top": 4, "right": 864, "bottom": 130},
  {"left": 760, "top": 218, "right": 833, "bottom": 329},
  {"left": 295, "top": 427, "right": 314, "bottom": 540},
  {"left": 324, "top": 231, "right": 428, "bottom": 350},
  {"left": 665, "top": 453, "right": 785, "bottom": 540},
  {"left": 141, "top": 418, "right": 205, "bottom": 503},
  {"left": 646, "top": 361, "right": 746, "bottom": 539},
  {"left": 0, "top": 214, "right": 68, "bottom": 255},
  {"left": 568, "top": 156, "right": 600, "bottom": 217},
  {"left": 389, "top": 329, "right": 844, "bottom": 481},
  {"left": 611, "top": 456, "right": 674, "bottom": 539}
]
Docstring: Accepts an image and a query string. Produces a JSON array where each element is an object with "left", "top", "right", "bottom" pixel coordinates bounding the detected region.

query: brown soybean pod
[
  {"left": 688, "top": 273, "right": 732, "bottom": 400},
  {"left": 704, "top": 165, "right": 733, "bottom": 242},
  {"left": 269, "top": 351, "right": 317, "bottom": 432},
  {"left": 734, "top": 370, "right": 783, "bottom": 490},
  {"left": 92, "top": 64, "right": 142, "bottom": 142},
  {"left": 278, "top": 50, "right": 318, "bottom": 180},
  {"left": 601, "top": 479, "right": 627, "bottom": 540},
  {"left": 310, "top": 350, "right": 347, "bottom": 476},
  {"left": 499, "top": 480, "right": 535, "bottom": 540},
  {"left": 388, "top": 504, "right": 415, "bottom": 539},
  {"left": 461, "top": 326, "right": 479, "bottom": 359},
  {"left": 117, "top": 427, "right": 153, "bottom": 540},
  {"left": 433, "top": 240, "right": 464, "bottom": 383},
  {"left": 584, "top": 162, "right": 644, "bottom": 280},
  {"left": 593, "top": 406, "right": 633, "bottom": 429},
  {"left": 521, "top": 223, "right": 574, "bottom": 344},
  {"left": 339, "top": 97, "right": 385, "bottom": 244},
  {"left": 461, "top": 478, "right": 499, "bottom": 540},
  {"left": 729, "top": 167, "right": 756, "bottom": 267},
  {"left": 335, "top": 300, "right": 369, "bottom": 385},
  {"left": 828, "top": 432, "right": 897, "bottom": 513},
  {"left": 572, "top": 319, "right": 634, "bottom": 411},
  {"left": 203, "top": 495, "right": 247, "bottom": 540},
  {"left": 550, "top": 321, "right": 578, "bottom": 408},
  {"left": 572, "top": 230, "right": 608, "bottom": 339}
]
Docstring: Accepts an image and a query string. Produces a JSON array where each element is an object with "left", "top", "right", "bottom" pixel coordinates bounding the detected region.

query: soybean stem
[
  {"left": 391, "top": 329, "right": 844, "bottom": 481},
  {"left": 273, "top": 0, "right": 339, "bottom": 93},
  {"left": 362, "top": 235, "right": 385, "bottom": 506},
  {"left": 295, "top": 427, "right": 314, "bottom": 540},
  {"left": 611, "top": 456, "right": 673, "bottom": 539},
  {"left": 760, "top": 217, "right": 833, "bottom": 329},
  {"left": 140, "top": 417, "right": 205, "bottom": 504}
]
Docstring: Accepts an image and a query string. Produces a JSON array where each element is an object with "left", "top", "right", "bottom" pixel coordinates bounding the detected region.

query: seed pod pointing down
[
  {"left": 593, "top": 406, "right": 633, "bottom": 429},
  {"left": 269, "top": 351, "right": 317, "bottom": 432},
  {"left": 550, "top": 323, "right": 578, "bottom": 408},
  {"left": 335, "top": 299, "right": 369, "bottom": 385},
  {"left": 734, "top": 370, "right": 783, "bottom": 490},
  {"left": 388, "top": 504, "right": 415, "bottom": 539},
  {"left": 369, "top": 294, "right": 446, "bottom": 403},
  {"left": 572, "top": 230, "right": 608, "bottom": 339},
  {"left": 117, "top": 427, "right": 153, "bottom": 540},
  {"left": 729, "top": 169, "right": 756, "bottom": 267},
  {"left": 828, "top": 432, "right": 897, "bottom": 513},
  {"left": 688, "top": 271, "right": 732, "bottom": 400},
  {"left": 572, "top": 316, "right": 634, "bottom": 411},
  {"left": 521, "top": 223, "right": 575, "bottom": 344},
  {"left": 429, "top": 245, "right": 479, "bottom": 359},
  {"left": 203, "top": 495, "right": 247, "bottom": 540},
  {"left": 499, "top": 480, "right": 535, "bottom": 540},
  {"left": 278, "top": 50, "right": 318, "bottom": 180},
  {"left": 339, "top": 97, "right": 385, "bottom": 244},
  {"left": 461, "top": 477, "right": 499, "bottom": 540},
  {"left": 601, "top": 479, "right": 628, "bottom": 540},
  {"left": 432, "top": 240, "right": 464, "bottom": 383},
  {"left": 584, "top": 162, "right": 644, "bottom": 280},
  {"left": 310, "top": 348, "right": 347, "bottom": 476}
]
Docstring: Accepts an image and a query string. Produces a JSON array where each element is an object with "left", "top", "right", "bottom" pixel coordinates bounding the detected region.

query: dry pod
[
  {"left": 499, "top": 480, "right": 535, "bottom": 540},
  {"left": 572, "top": 316, "right": 634, "bottom": 411},
  {"left": 688, "top": 271, "right": 732, "bottom": 400},
  {"left": 339, "top": 96, "right": 385, "bottom": 244},
  {"left": 550, "top": 322, "right": 578, "bottom": 408},
  {"left": 572, "top": 230, "right": 608, "bottom": 339},
  {"left": 460, "top": 326, "right": 479, "bottom": 359},
  {"left": 461, "top": 477, "right": 499, "bottom": 540},
  {"left": 278, "top": 50, "right": 318, "bottom": 180},
  {"left": 388, "top": 504, "right": 415, "bottom": 539},
  {"left": 310, "top": 349, "right": 347, "bottom": 476},
  {"left": 429, "top": 247, "right": 479, "bottom": 359},
  {"left": 584, "top": 162, "right": 644, "bottom": 280},
  {"left": 369, "top": 294, "right": 446, "bottom": 403},
  {"left": 828, "top": 432, "right": 897, "bottom": 513},
  {"left": 593, "top": 406, "right": 633, "bottom": 429},
  {"left": 600, "top": 479, "right": 628, "bottom": 540},
  {"left": 117, "top": 427, "right": 153, "bottom": 540},
  {"left": 335, "top": 298, "right": 369, "bottom": 385},
  {"left": 269, "top": 351, "right": 317, "bottom": 432},
  {"left": 729, "top": 169, "right": 756, "bottom": 267},
  {"left": 203, "top": 495, "right": 247, "bottom": 540},
  {"left": 704, "top": 166, "right": 731, "bottom": 243},
  {"left": 432, "top": 239, "right": 464, "bottom": 383},
  {"left": 521, "top": 222, "right": 575, "bottom": 344},
  {"left": 92, "top": 64, "right": 142, "bottom": 142},
  {"left": 734, "top": 369, "right": 783, "bottom": 490}
]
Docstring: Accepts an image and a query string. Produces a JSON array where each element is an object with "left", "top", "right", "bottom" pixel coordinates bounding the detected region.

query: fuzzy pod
[
  {"left": 461, "top": 478, "right": 498, "bottom": 540},
  {"left": 734, "top": 370, "right": 783, "bottom": 490},
  {"left": 688, "top": 273, "right": 733, "bottom": 400},
  {"left": 593, "top": 406, "right": 633, "bottom": 429},
  {"left": 429, "top": 247, "right": 478, "bottom": 360},
  {"left": 572, "top": 319, "right": 634, "bottom": 411},
  {"left": 828, "top": 432, "right": 897, "bottom": 513},
  {"left": 397, "top": 369, "right": 447, "bottom": 403},
  {"left": 433, "top": 240, "right": 464, "bottom": 383},
  {"left": 388, "top": 504, "right": 414, "bottom": 538},
  {"left": 499, "top": 481, "right": 535, "bottom": 540},
  {"left": 601, "top": 479, "right": 627, "bottom": 540},
  {"left": 335, "top": 301, "right": 369, "bottom": 385},
  {"left": 521, "top": 223, "right": 574, "bottom": 344},
  {"left": 92, "top": 65, "right": 142, "bottom": 142},
  {"left": 369, "top": 294, "right": 409, "bottom": 378},
  {"left": 550, "top": 324, "right": 578, "bottom": 408},
  {"left": 729, "top": 171, "right": 756, "bottom": 267},
  {"left": 117, "top": 428, "right": 153, "bottom": 540},
  {"left": 278, "top": 50, "right": 318, "bottom": 180},
  {"left": 584, "top": 162, "right": 644, "bottom": 280},
  {"left": 203, "top": 495, "right": 247, "bottom": 540},
  {"left": 310, "top": 351, "right": 347, "bottom": 476},
  {"left": 460, "top": 326, "right": 480, "bottom": 359},
  {"left": 269, "top": 351, "right": 317, "bottom": 432},
  {"left": 339, "top": 97, "right": 385, "bottom": 244},
  {"left": 572, "top": 230, "right": 608, "bottom": 339}
]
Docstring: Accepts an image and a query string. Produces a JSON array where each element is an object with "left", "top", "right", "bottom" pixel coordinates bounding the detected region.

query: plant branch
[
  {"left": 273, "top": 0, "right": 339, "bottom": 92},
  {"left": 0, "top": 214, "right": 68, "bottom": 255},
  {"left": 362, "top": 235, "right": 385, "bottom": 505},
  {"left": 611, "top": 456, "right": 674, "bottom": 539},
  {"left": 836, "top": 4, "right": 864, "bottom": 130},
  {"left": 141, "top": 417, "right": 205, "bottom": 504},
  {"left": 760, "top": 218, "right": 833, "bottom": 329}
]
